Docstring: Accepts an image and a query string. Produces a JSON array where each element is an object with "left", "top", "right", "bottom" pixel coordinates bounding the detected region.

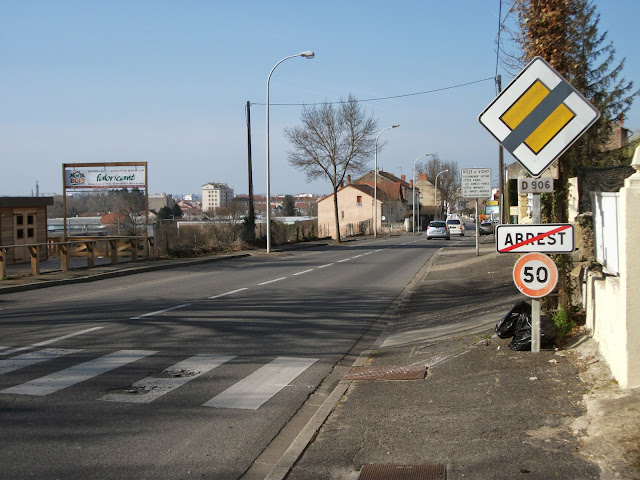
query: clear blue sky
[{"left": 2, "top": 0, "right": 638, "bottom": 197}]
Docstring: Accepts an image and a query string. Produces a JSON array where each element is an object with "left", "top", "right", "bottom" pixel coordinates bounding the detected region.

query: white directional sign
[
  {"left": 461, "top": 168, "right": 492, "bottom": 198},
  {"left": 496, "top": 224, "right": 574, "bottom": 253},
  {"left": 479, "top": 56, "right": 600, "bottom": 177}
]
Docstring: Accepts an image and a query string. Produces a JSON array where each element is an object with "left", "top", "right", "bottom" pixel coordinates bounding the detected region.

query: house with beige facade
[
  {"left": 201, "top": 183, "right": 234, "bottom": 214},
  {"left": 317, "top": 184, "right": 381, "bottom": 239}
]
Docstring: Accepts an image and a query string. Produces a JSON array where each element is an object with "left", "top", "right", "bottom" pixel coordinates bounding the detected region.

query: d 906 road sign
[
  {"left": 479, "top": 57, "right": 600, "bottom": 177},
  {"left": 519, "top": 177, "right": 554, "bottom": 193},
  {"left": 513, "top": 253, "right": 558, "bottom": 298}
]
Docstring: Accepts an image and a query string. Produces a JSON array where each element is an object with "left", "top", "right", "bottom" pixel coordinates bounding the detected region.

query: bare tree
[
  {"left": 417, "top": 155, "right": 460, "bottom": 214},
  {"left": 284, "top": 94, "right": 378, "bottom": 242}
]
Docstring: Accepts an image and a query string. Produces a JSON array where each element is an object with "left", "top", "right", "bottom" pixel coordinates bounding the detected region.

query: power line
[{"left": 251, "top": 76, "right": 494, "bottom": 106}]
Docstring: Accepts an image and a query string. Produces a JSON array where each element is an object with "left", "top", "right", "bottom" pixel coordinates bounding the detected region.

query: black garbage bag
[
  {"left": 495, "top": 301, "right": 530, "bottom": 339},
  {"left": 496, "top": 301, "right": 558, "bottom": 350},
  {"left": 508, "top": 313, "right": 558, "bottom": 351}
]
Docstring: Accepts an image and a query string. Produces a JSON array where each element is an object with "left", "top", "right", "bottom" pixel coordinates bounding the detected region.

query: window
[
  {"left": 356, "top": 196, "right": 362, "bottom": 206},
  {"left": 341, "top": 211, "right": 344, "bottom": 219}
]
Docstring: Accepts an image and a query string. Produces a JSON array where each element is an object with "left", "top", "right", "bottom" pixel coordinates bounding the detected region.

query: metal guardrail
[{"left": 0, "top": 236, "right": 154, "bottom": 279}]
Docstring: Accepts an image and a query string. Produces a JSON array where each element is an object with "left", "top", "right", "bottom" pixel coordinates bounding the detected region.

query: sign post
[
  {"left": 479, "top": 56, "right": 600, "bottom": 353},
  {"left": 461, "top": 168, "right": 492, "bottom": 256},
  {"left": 513, "top": 253, "right": 559, "bottom": 352}
]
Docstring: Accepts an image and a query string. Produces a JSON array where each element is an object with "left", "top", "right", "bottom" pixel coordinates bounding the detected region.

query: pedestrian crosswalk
[{"left": 0, "top": 347, "right": 318, "bottom": 409}]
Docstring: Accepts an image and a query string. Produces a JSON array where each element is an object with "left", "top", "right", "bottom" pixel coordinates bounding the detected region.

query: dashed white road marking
[
  {"left": 317, "top": 263, "right": 334, "bottom": 269},
  {"left": 336, "top": 258, "right": 350, "bottom": 263},
  {"left": 99, "top": 354, "right": 235, "bottom": 404},
  {"left": 209, "top": 288, "right": 248, "bottom": 299},
  {"left": 203, "top": 356, "right": 318, "bottom": 410},
  {"left": 292, "top": 269, "right": 314, "bottom": 276},
  {"left": 131, "top": 304, "right": 192, "bottom": 320},
  {"left": 0, "top": 348, "right": 81, "bottom": 375},
  {"left": 1, "top": 350, "right": 157, "bottom": 396},
  {"left": 0, "top": 327, "right": 104, "bottom": 357},
  {"left": 258, "top": 277, "right": 287, "bottom": 285}
]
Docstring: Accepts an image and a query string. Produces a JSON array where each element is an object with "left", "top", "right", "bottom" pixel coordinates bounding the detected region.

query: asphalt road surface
[{"left": 0, "top": 234, "right": 469, "bottom": 480}]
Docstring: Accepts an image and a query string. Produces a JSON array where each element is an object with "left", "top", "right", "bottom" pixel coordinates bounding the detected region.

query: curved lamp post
[
  {"left": 412, "top": 153, "right": 432, "bottom": 233},
  {"left": 266, "top": 51, "right": 315, "bottom": 253},
  {"left": 373, "top": 124, "right": 399, "bottom": 238},
  {"left": 434, "top": 169, "right": 449, "bottom": 220}
]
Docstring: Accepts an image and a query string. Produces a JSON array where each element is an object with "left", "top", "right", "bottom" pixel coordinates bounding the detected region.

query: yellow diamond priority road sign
[{"left": 479, "top": 57, "right": 600, "bottom": 177}]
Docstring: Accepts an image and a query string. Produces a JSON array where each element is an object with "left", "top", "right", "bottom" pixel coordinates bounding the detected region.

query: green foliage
[
  {"left": 553, "top": 309, "right": 575, "bottom": 340},
  {"left": 171, "top": 203, "right": 183, "bottom": 218},
  {"left": 282, "top": 195, "right": 296, "bottom": 216}
]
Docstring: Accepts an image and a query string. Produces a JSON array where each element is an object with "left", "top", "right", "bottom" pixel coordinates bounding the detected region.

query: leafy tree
[
  {"left": 281, "top": 195, "right": 296, "bottom": 216},
  {"left": 285, "top": 94, "right": 378, "bottom": 242},
  {"left": 157, "top": 206, "right": 173, "bottom": 220},
  {"left": 505, "top": 0, "right": 638, "bottom": 312},
  {"left": 171, "top": 203, "right": 183, "bottom": 219}
]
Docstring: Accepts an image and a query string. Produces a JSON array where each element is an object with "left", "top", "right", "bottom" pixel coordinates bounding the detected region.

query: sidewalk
[{"left": 280, "top": 240, "right": 640, "bottom": 480}]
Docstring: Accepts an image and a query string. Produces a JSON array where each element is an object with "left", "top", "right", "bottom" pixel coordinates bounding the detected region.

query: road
[{"left": 0, "top": 233, "right": 470, "bottom": 479}]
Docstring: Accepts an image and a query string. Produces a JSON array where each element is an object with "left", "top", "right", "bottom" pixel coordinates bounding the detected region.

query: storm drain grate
[
  {"left": 344, "top": 365, "right": 426, "bottom": 381},
  {"left": 358, "top": 464, "right": 445, "bottom": 480}
]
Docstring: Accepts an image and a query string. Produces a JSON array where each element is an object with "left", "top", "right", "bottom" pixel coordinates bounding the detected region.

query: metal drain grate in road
[
  {"left": 358, "top": 464, "right": 445, "bottom": 480},
  {"left": 344, "top": 365, "right": 426, "bottom": 381}
]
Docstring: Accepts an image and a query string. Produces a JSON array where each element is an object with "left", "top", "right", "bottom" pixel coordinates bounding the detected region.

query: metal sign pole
[
  {"left": 475, "top": 198, "right": 479, "bottom": 256},
  {"left": 531, "top": 192, "right": 541, "bottom": 352}
]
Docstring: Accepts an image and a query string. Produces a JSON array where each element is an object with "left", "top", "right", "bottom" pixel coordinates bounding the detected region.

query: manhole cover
[
  {"left": 358, "top": 464, "right": 445, "bottom": 480},
  {"left": 344, "top": 365, "right": 426, "bottom": 381}
]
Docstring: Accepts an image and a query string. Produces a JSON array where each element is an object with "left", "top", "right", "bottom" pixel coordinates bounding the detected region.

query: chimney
[
  {"left": 409, "top": 180, "right": 413, "bottom": 189},
  {"left": 347, "top": 175, "right": 351, "bottom": 185},
  {"left": 418, "top": 173, "right": 428, "bottom": 182},
  {"left": 401, "top": 174, "right": 406, "bottom": 182}
]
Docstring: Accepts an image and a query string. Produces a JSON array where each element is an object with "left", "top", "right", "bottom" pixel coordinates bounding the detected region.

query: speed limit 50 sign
[{"left": 513, "top": 253, "right": 558, "bottom": 298}]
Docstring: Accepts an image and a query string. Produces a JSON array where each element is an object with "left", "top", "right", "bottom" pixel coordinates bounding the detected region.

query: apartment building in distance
[{"left": 201, "top": 183, "right": 234, "bottom": 213}]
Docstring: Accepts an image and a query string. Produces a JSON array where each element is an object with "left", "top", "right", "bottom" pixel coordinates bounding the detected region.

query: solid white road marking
[
  {"left": 258, "top": 277, "right": 287, "bottom": 286},
  {"left": 0, "top": 350, "right": 156, "bottom": 396},
  {"left": 99, "top": 354, "right": 235, "bottom": 404},
  {"left": 0, "top": 327, "right": 104, "bottom": 357},
  {"left": 292, "top": 269, "right": 314, "bottom": 276},
  {"left": 209, "top": 288, "right": 248, "bottom": 299},
  {"left": 203, "top": 356, "right": 318, "bottom": 410},
  {"left": 0, "top": 348, "right": 81, "bottom": 375},
  {"left": 131, "top": 304, "right": 192, "bottom": 320}
]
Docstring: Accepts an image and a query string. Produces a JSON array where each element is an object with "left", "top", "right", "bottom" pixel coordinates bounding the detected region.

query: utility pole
[
  {"left": 497, "top": 75, "right": 506, "bottom": 224},
  {"left": 245, "top": 101, "right": 255, "bottom": 241}
]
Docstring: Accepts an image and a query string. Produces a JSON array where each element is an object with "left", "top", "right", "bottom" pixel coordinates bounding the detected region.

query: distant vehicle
[
  {"left": 479, "top": 221, "right": 494, "bottom": 235},
  {"left": 426, "top": 221, "right": 450, "bottom": 240},
  {"left": 446, "top": 218, "right": 465, "bottom": 236}
]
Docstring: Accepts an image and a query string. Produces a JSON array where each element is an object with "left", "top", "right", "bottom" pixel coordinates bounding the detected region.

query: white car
[{"left": 446, "top": 218, "right": 465, "bottom": 236}]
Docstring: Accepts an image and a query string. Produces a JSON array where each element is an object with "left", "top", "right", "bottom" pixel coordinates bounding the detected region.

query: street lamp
[
  {"left": 434, "top": 169, "right": 449, "bottom": 220},
  {"left": 374, "top": 124, "right": 399, "bottom": 238},
  {"left": 413, "top": 153, "right": 432, "bottom": 233},
  {"left": 266, "top": 51, "right": 315, "bottom": 253}
]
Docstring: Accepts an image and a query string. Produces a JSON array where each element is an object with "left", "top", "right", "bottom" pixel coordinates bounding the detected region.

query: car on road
[
  {"left": 426, "top": 221, "right": 450, "bottom": 240},
  {"left": 479, "top": 221, "right": 494, "bottom": 235},
  {"left": 446, "top": 218, "right": 465, "bottom": 236}
]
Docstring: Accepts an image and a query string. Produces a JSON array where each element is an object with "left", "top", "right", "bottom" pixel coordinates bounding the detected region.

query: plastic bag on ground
[
  {"left": 495, "top": 301, "right": 530, "bottom": 339},
  {"left": 496, "top": 301, "right": 558, "bottom": 350}
]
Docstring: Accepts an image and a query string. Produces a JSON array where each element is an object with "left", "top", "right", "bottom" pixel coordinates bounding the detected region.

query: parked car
[
  {"left": 479, "top": 221, "right": 494, "bottom": 235},
  {"left": 446, "top": 218, "right": 465, "bottom": 236},
  {"left": 426, "top": 221, "right": 450, "bottom": 240}
]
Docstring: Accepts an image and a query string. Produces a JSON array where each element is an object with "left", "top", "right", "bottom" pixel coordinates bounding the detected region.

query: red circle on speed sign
[{"left": 513, "top": 253, "right": 558, "bottom": 298}]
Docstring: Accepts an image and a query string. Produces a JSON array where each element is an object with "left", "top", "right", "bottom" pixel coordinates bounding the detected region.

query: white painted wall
[{"left": 584, "top": 146, "right": 640, "bottom": 388}]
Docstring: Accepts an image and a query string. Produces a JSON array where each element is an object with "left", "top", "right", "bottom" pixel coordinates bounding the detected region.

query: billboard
[{"left": 64, "top": 164, "right": 146, "bottom": 189}]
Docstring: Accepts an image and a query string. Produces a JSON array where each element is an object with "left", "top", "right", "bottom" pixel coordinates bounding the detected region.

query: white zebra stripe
[
  {"left": 203, "top": 356, "right": 318, "bottom": 410},
  {"left": 0, "top": 348, "right": 81, "bottom": 375},
  {"left": 0, "top": 350, "right": 156, "bottom": 396},
  {"left": 99, "top": 354, "right": 235, "bottom": 404}
]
